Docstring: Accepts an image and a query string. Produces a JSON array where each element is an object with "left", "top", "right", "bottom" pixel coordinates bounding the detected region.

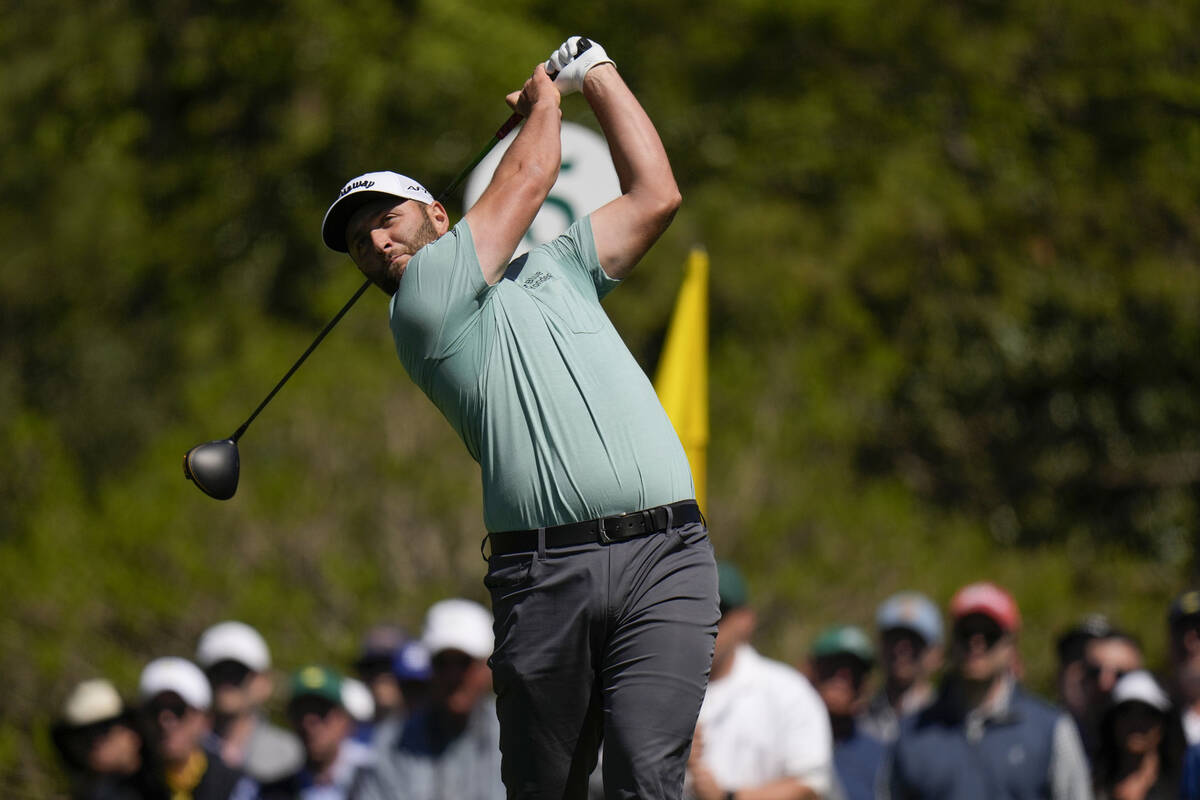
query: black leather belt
[{"left": 487, "top": 500, "right": 702, "bottom": 556}]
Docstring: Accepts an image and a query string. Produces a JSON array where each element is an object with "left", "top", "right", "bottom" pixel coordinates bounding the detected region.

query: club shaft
[{"left": 228, "top": 112, "right": 524, "bottom": 443}]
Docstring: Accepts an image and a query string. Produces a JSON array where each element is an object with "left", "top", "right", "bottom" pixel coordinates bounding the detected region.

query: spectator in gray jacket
[
  {"left": 351, "top": 599, "right": 503, "bottom": 800},
  {"left": 196, "top": 620, "right": 304, "bottom": 785}
]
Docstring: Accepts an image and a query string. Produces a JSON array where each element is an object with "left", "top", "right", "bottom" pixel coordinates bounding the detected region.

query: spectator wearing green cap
[
  {"left": 685, "top": 562, "right": 833, "bottom": 800},
  {"left": 272, "top": 665, "right": 373, "bottom": 800},
  {"left": 807, "top": 625, "right": 886, "bottom": 800},
  {"left": 859, "top": 592, "right": 944, "bottom": 744}
]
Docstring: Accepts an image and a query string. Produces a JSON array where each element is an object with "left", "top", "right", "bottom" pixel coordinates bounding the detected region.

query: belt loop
[
  {"left": 664, "top": 503, "right": 675, "bottom": 532},
  {"left": 480, "top": 533, "right": 491, "bottom": 562},
  {"left": 537, "top": 527, "right": 547, "bottom": 559}
]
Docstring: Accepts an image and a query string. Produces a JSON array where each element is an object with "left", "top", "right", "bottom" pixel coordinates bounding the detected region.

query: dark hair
[{"left": 1093, "top": 699, "right": 1186, "bottom": 793}]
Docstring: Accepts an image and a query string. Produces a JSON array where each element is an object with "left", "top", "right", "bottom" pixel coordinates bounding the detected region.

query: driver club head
[{"left": 183, "top": 438, "right": 240, "bottom": 500}]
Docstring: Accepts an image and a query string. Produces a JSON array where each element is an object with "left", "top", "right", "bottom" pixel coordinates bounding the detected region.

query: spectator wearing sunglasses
[
  {"left": 195, "top": 621, "right": 304, "bottom": 786},
  {"left": 1054, "top": 613, "right": 1115, "bottom": 743},
  {"left": 50, "top": 678, "right": 159, "bottom": 800},
  {"left": 138, "top": 656, "right": 258, "bottom": 800},
  {"left": 860, "top": 591, "right": 944, "bottom": 744},
  {"left": 351, "top": 599, "right": 504, "bottom": 800},
  {"left": 1093, "top": 671, "right": 1185, "bottom": 800},
  {"left": 272, "top": 665, "right": 374, "bottom": 799},
  {"left": 807, "top": 625, "right": 886, "bottom": 800},
  {"left": 885, "top": 582, "right": 1090, "bottom": 800},
  {"left": 1078, "top": 625, "right": 1144, "bottom": 763}
]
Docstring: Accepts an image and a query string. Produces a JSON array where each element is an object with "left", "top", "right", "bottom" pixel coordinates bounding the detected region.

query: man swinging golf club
[{"left": 320, "top": 37, "right": 719, "bottom": 799}]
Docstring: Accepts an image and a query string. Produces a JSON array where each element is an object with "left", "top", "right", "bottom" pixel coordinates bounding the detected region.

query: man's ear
[{"left": 427, "top": 201, "right": 450, "bottom": 234}]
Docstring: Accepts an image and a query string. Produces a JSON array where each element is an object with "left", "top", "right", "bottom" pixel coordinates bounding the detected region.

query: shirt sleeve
[
  {"left": 538, "top": 215, "right": 621, "bottom": 300},
  {"left": 1048, "top": 714, "right": 1091, "bottom": 800},
  {"left": 389, "top": 219, "right": 490, "bottom": 365},
  {"left": 778, "top": 677, "right": 835, "bottom": 795}
]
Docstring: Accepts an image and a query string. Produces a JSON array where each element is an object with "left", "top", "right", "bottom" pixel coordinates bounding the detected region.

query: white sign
[{"left": 463, "top": 121, "right": 621, "bottom": 257}]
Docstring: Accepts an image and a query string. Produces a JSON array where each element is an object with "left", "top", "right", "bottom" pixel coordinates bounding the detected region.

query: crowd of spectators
[{"left": 49, "top": 575, "right": 1200, "bottom": 800}]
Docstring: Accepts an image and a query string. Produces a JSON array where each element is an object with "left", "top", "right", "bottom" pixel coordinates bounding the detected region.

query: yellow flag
[{"left": 653, "top": 248, "right": 709, "bottom": 513}]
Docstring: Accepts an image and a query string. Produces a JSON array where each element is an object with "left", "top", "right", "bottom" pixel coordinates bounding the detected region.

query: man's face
[
  {"left": 812, "top": 654, "right": 871, "bottom": 717},
  {"left": 356, "top": 656, "right": 402, "bottom": 717},
  {"left": 205, "top": 659, "right": 256, "bottom": 717},
  {"left": 880, "top": 627, "right": 933, "bottom": 687},
  {"left": 952, "top": 613, "right": 1015, "bottom": 684},
  {"left": 288, "top": 696, "right": 351, "bottom": 767},
  {"left": 84, "top": 722, "right": 142, "bottom": 776},
  {"left": 346, "top": 199, "right": 442, "bottom": 294},
  {"left": 145, "top": 693, "right": 209, "bottom": 765},
  {"left": 430, "top": 649, "right": 491, "bottom": 717},
  {"left": 1083, "top": 636, "right": 1143, "bottom": 701},
  {"left": 713, "top": 607, "right": 756, "bottom": 668}
]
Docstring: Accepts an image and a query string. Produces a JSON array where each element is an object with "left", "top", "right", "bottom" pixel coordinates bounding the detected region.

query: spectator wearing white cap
[
  {"left": 1093, "top": 670, "right": 1185, "bottom": 800},
  {"left": 50, "top": 678, "right": 153, "bottom": 800},
  {"left": 138, "top": 656, "right": 258, "bottom": 800},
  {"left": 859, "top": 591, "right": 944, "bottom": 743},
  {"left": 195, "top": 620, "right": 304, "bottom": 785},
  {"left": 351, "top": 598, "right": 504, "bottom": 800}
]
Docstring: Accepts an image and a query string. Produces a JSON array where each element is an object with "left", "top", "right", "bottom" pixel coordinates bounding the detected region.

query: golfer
[{"left": 320, "top": 37, "right": 718, "bottom": 799}]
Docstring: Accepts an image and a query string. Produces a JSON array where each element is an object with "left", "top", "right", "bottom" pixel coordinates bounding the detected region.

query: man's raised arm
[
  {"left": 464, "top": 64, "right": 562, "bottom": 284},
  {"left": 549, "top": 38, "right": 682, "bottom": 281}
]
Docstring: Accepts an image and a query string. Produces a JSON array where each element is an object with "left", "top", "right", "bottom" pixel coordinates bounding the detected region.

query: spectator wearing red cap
[{"left": 885, "top": 582, "right": 1090, "bottom": 800}]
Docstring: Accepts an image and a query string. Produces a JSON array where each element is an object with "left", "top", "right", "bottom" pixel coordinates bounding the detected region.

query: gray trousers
[{"left": 484, "top": 521, "right": 719, "bottom": 800}]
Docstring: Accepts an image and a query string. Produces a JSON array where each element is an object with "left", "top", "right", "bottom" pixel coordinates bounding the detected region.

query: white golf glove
[{"left": 546, "top": 36, "right": 615, "bottom": 95}]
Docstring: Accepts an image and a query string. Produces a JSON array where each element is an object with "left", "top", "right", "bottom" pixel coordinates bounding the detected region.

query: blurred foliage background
[{"left": 3, "top": 0, "right": 1200, "bottom": 794}]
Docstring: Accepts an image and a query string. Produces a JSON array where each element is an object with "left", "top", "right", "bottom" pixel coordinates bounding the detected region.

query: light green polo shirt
[{"left": 389, "top": 216, "right": 693, "bottom": 532}]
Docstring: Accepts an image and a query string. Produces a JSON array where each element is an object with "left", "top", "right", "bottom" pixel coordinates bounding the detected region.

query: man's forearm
[{"left": 581, "top": 65, "right": 678, "bottom": 207}]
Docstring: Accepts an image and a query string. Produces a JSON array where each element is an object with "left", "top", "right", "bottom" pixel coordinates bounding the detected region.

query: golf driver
[{"left": 183, "top": 108, "right": 530, "bottom": 500}]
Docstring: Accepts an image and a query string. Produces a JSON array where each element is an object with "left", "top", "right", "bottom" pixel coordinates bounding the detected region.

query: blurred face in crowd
[
  {"left": 712, "top": 606, "right": 756, "bottom": 673},
  {"left": 205, "top": 659, "right": 271, "bottom": 717},
  {"left": 812, "top": 654, "right": 872, "bottom": 718},
  {"left": 880, "top": 627, "right": 941, "bottom": 690},
  {"left": 1171, "top": 618, "right": 1200, "bottom": 700},
  {"left": 145, "top": 692, "right": 209, "bottom": 765},
  {"left": 431, "top": 649, "right": 492, "bottom": 717},
  {"left": 1084, "top": 636, "right": 1143, "bottom": 703},
  {"left": 952, "top": 613, "right": 1015, "bottom": 684},
  {"left": 1112, "top": 702, "right": 1165, "bottom": 758},
  {"left": 87, "top": 721, "right": 143, "bottom": 775},
  {"left": 288, "top": 696, "right": 352, "bottom": 768},
  {"left": 356, "top": 655, "right": 403, "bottom": 718}
]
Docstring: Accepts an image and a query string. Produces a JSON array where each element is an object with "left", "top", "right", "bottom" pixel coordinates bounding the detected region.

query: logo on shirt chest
[{"left": 521, "top": 270, "right": 554, "bottom": 291}]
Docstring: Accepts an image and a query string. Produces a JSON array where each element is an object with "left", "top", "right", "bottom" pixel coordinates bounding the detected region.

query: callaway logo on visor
[{"left": 339, "top": 179, "right": 375, "bottom": 196}]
